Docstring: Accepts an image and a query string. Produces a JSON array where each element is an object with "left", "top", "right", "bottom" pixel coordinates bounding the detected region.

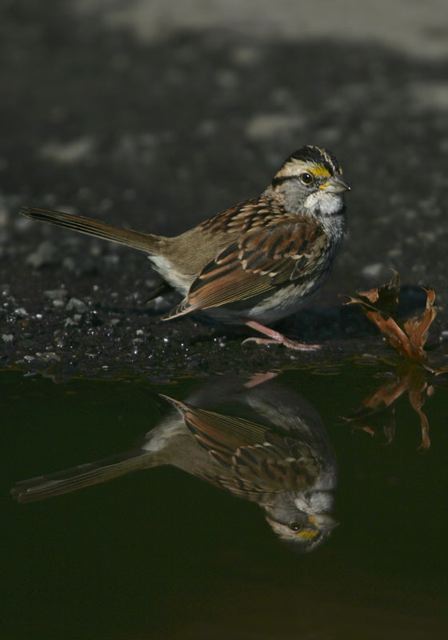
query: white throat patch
[
  {"left": 304, "top": 191, "right": 345, "bottom": 240},
  {"left": 304, "top": 191, "right": 343, "bottom": 216}
]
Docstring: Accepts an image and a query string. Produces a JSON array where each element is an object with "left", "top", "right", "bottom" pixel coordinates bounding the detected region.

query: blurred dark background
[{"left": 1, "top": 0, "right": 448, "bottom": 372}]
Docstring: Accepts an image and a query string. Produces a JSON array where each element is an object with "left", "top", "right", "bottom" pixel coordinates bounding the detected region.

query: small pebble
[
  {"left": 26, "top": 241, "right": 57, "bottom": 268},
  {"left": 361, "top": 263, "right": 385, "bottom": 278},
  {"left": 45, "top": 288, "right": 68, "bottom": 302},
  {"left": 35, "top": 351, "right": 60, "bottom": 362},
  {"left": 66, "top": 297, "right": 88, "bottom": 313},
  {"left": 63, "top": 256, "right": 76, "bottom": 271}
]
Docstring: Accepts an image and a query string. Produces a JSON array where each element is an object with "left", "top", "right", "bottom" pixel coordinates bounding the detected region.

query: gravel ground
[{"left": 1, "top": 0, "right": 448, "bottom": 378}]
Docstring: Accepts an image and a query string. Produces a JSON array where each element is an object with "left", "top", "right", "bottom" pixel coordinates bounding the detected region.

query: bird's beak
[
  {"left": 320, "top": 175, "right": 351, "bottom": 193},
  {"left": 295, "top": 527, "right": 320, "bottom": 541}
]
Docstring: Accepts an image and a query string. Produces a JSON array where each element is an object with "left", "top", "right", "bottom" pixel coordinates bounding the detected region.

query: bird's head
[
  {"left": 270, "top": 145, "right": 350, "bottom": 218},
  {"left": 265, "top": 489, "right": 338, "bottom": 553}
]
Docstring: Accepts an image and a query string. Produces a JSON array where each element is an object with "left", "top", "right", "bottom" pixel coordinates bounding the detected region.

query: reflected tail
[{"left": 11, "top": 449, "right": 162, "bottom": 503}]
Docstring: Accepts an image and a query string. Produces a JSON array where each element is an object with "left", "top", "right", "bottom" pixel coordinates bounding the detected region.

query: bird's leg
[
  {"left": 243, "top": 320, "right": 321, "bottom": 352},
  {"left": 144, "top": 281, "right": 173, "bottom": 305},
  {"left": 244, "top": 371, "right": 278, "bottom": 388}
]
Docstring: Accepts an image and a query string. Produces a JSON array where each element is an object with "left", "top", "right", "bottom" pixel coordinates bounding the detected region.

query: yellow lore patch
[
  {"left": 309, "top": 164, "right": 331, "bottom": 178},
  {"left": 297, "top": 528, "right": 320, "bottom": 540}
]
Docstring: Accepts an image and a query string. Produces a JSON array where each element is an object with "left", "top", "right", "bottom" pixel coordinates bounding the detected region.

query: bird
[
  {"left": 11, "top": 373, "right": 338, "bottom": 552},
  {"left": 21, "top": 145, "right": 350, "bottom": 350}
]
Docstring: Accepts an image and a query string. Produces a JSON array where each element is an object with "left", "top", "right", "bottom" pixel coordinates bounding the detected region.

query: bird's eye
[
  {"left": 299, "top": 172, "right": 314, "bottom": 186},
  {"left": 289, "top": 522, "right": 303, "bottom": 532}
]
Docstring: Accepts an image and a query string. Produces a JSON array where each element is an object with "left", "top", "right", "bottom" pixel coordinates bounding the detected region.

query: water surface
[{"left": 2, "top": 364, "right": 447, "bottom": 639}]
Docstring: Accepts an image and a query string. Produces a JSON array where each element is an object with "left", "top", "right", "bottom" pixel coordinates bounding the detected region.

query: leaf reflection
[{"left": 344, "top": 363, "right": 434, "bottom": 450}]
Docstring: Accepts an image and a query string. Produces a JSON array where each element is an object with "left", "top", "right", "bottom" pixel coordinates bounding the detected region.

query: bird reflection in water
[{"left": 12, "top": 372, "right": 338, "bottom": 552}]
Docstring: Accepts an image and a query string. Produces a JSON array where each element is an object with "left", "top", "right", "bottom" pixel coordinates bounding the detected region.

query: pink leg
[
  {"left": 244, "top": 371, "right": 278, "bottom": 389},
  {"left": 243, "top": 320, "right": 321, "bottom": 352}
]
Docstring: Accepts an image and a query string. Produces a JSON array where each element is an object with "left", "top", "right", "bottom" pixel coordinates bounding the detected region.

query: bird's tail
[
  {"left": 21, "top": 207, "right": 163, "bottom": 253},
  {"left": 11, "top": 448, "right": 162, "bottom": 503}
]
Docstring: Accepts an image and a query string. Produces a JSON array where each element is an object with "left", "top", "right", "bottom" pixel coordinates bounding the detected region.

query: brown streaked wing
[
  {"left": 179, "top": 219, "right": 325, "bottom": 314},
  {"left": 161, "top": 396, "right": 271, "bottom": 452},
  {"left": 162, "top": 396, "right": 318, "bottom": 496},
  {"left": 199, "top": 196, "right": 284, "bottom": 234}
]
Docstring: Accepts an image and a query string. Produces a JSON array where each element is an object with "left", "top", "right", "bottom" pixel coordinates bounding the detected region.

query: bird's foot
[
  {"left": 242, "top": 336, "right": 321, "bottom": 351},
  {"left": 244, "top": 371, "right": 279, "bottom": 388},
  {"left": 243, "top": 320, "right": 321, "bottom": 352}
]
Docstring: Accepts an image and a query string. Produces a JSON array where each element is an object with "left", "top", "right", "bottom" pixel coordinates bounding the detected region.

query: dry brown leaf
[
  {"left": 403, "top": 289, "right": 436, "bottom": 356},
  {"left": 364, "top": 311, "right": 419, "bottom": 360},
  {"left": 347, "top": 274, "right": 437, "bottom": 364}
]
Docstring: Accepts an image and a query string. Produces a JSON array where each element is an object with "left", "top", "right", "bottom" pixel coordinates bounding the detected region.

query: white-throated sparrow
[
  {"left": 22, "top": 145, "right": 350, "bottom": 350},
  {"left": 12, "top": 374, "right": 338, "bottom": 552}
]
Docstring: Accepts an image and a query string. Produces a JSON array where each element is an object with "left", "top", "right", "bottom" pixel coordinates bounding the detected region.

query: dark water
[{"left": 2, "top": 364, "right": 448, "bottom": 639}]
